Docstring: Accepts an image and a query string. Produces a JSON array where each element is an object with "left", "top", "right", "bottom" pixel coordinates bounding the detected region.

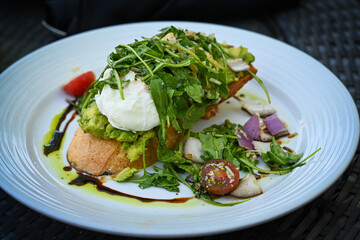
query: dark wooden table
[{"left": 1, "top": 0, "right": 359, "bottom": 239}]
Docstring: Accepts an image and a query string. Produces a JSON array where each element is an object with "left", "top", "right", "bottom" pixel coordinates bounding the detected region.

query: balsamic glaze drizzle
[
  {"left": 43, "top": 104, "right": 77, "bottom": 156},
  {"left": 69, "top": 172, "right": 193, "bottom": 203}
]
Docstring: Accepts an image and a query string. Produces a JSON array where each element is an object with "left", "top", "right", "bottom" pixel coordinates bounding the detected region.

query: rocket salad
[{"left": 118, "top": 119, "right": 320, "bottom": 206}]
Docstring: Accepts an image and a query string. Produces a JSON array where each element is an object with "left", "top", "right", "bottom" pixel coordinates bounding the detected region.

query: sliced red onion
[
  {"left": 230, "top": 174, "right": 263, "bottom": 198},
  {"left": 183, "top": 137, "right": 205, "bottom": 164},
  {"left": 242, "top": 115, "right": 261, "bottom": 140},
  {"left": 263, "top": 114, "right": 289, "bottom": 137},
  {"left": 235, "top": 129, "right": 255, "bottom": 150}
]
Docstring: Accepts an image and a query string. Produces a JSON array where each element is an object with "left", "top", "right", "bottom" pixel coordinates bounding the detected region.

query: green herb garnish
[{"left": 76, "top": 26, "right": 269, "bottom": 136}]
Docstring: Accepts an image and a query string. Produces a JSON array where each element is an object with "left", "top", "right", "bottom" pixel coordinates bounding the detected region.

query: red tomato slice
[
  {"left": 200, "top": 159, "right": 240, "bottom": 195},
  {"left": 63, "top": 71, "right": 95, "bottom": 97}
]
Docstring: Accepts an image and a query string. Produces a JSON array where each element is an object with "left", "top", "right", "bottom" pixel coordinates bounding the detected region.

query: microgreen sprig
[
  {"left": 210, "top": 41, "right": 229, "bottom": 83},
  {"left": 246, "top": 70, "right": 271, "bottom": 104},
  {"left": 113, "top": 69, "right": 124, "bottom": 100},
  {"left": 119, "top": 44, "right": 154, "bottom": 77},
  {"left": 160, "top": 40, "right": 200, "bottom": 61}
]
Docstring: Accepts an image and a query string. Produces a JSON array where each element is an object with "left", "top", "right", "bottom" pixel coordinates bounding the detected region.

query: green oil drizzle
[
  {"left": 43, "top": 109, "right": 65, "bottom": 147},
  {"left": 237, "top": 89, "right": 267, "bottom": 103}
]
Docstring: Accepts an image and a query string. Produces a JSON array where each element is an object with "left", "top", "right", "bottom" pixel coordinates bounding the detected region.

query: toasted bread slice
[
  {"left": 68, "top": 124, "right": 184, "bottom": 176},
  {"left": 67, "top": 128, "right": 157, "bottom": 176}
]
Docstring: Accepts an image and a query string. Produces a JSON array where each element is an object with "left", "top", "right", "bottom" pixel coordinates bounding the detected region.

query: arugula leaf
[
  {"left": 237, "top": 153, "right": 293, "bottom": 174},
  {"left": 210, "top": 72, "right": 229, "bottom": 98},
  {"left": 172, "top": 96, "right": 188, "bottom": 121},
  {"left": 176, "top": 163, "right": 202, "bottom": 183},
  {"left": 184, "top": 77, "right": 203, "bottom": 103},
  {"left": 261, "top": 138, "right": 304, "bottom": 168},
  {"left": 286, "top": 151, "right": 304, "bottom": 163},
  {"left": 222, "top": 147, "right": 240, "bottom": 168},
  {"left": 128, "top": 166, "right": 180, "bottom": 192},
  {"left": 182, "top": 103, "right": 208, "bottom": 129},
  {"left": 194, "top": 46, "right": 207, "bottom": 61},
  {"left": 157, "top": 145, "right": 190, "bottom": 165},
  {"left": 199, "top": 132, "right": 227, "bottom": 160},
  {"left": 156, "top": 71, "right": 178, "bottom": 89},
  {"left": 170, "top": 67, "right": 192, "bottom": 80},
  {"left": 166, "top": 105, "right": 181, "bottom": 131},
  {"left": 157, "top": 144, "right": 202, "bottom": 182},
  {"left": 149, "top": 75, "right": 168, "bottom": 141},
  {"left": 195, "top": 120, "right": 243, "bottom": 167}
]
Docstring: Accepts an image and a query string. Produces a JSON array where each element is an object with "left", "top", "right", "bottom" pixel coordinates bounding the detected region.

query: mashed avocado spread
[{"left": 78, "top": 101, "right": 155, "bottom": 162}]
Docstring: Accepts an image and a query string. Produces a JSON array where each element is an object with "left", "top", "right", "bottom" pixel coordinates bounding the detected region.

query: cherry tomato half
[
  {"left": 200, "top": 159, "right": 240, "bottom": 195},
  {"left": 63, "top": 71, "right": 95, "bottom": 97}
]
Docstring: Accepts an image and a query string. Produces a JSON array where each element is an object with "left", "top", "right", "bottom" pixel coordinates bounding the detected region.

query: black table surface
[{"left": 1, "top": 0, "right": 360, "bottom": 239}]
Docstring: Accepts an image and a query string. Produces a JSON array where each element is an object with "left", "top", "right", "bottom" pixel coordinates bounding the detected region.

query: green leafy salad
[{"left": 70, "top": 26, "right": 319, "bottom": 206}]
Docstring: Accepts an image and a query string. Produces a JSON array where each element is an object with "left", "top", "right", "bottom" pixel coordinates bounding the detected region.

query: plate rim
[{"left": 0, "top": 20, "right": 359, "bottom": 237}]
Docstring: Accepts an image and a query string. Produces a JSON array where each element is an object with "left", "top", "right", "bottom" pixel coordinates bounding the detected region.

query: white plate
[{"left": 0, "top": 21, "right": 359, "bottom": 237}]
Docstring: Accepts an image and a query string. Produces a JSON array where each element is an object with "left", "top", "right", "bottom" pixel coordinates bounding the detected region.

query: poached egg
[{"left": 95, "top": 69, "right": 160, "bottom": 132}]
